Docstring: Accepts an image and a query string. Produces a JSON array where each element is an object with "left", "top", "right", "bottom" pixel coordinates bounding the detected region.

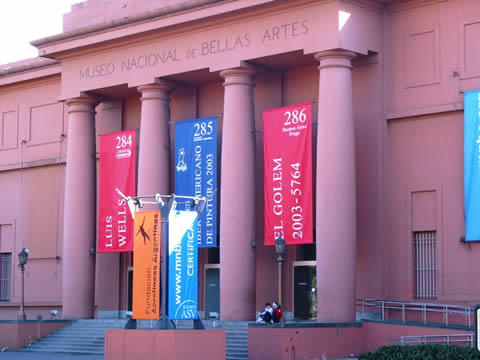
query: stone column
[
  {"left": 94, "top": 100, "right": 122, "bottom": 317},
  {"left": 137, "top": 81, "right": 172, "bottom": 204},
  {"left": 219, "top": 67, "right": 257, "bottom": 320},
  {"left": 314, "top": 50, "right": 357, "bottom": 322},
  {"left": 63, "top": 96, "right": 98, "bottom": 319}
]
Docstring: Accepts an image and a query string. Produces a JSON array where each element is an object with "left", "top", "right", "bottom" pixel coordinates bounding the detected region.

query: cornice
[
  {"left": 387, "top": 0, "right": 447, "bottom": 13},
  {"left": 31, "top": 0, "right": 220, "bottom": 47},
  {"left": 341, "top": 0, "right": 386, "bottom": 14},
  {"left": 0, "top": 59, "right": 60, "bottom": 88},
  {"left": 32, "top": 0, "right": 277, "bottom": 59}
]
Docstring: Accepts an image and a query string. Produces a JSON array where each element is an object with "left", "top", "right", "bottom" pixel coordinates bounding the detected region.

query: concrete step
[
  {"left": 20, "top": 348, "right": 104, "bottom": 355},
  {"left": 224, "top": 322, "right": 249, "bottom": 360},
  {"left": 226, "top": 342, "right": 248, "bottom": 347},
  {"left": 227, "top": 356, "right": 250, "bottom": 360},
  {"left": 36, "top": 339, "right": 105, "bottom": 345},
  {"left": 26, "top": 347, "right": 104, "bottom": 353},
  {"left": 47, "top": 333, "right": 105, "bottom": 338},
  {"left": 226, "top": 343, "right": 248, "bottom": 347},
  {"left": 22, "top": 344, "right": 104, "bottom": 350},
  {"left": 28, "top": 343, "right": 104, "bottom": 350},
  {"left": 226, "top": 334, "right": 248, "bottom": 339},
  {"left": 227, "top": 343, "right": 248, "bottom": 347},
  {"left": 19, "top": 319, "right": 129, "bottom": 354},
  {"left": 51, "top": 331, "right": 106, "bottom": 336}
]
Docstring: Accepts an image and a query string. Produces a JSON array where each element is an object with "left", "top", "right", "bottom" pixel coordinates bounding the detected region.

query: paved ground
[{"left": 0, "top": 353, "right": 103, "bottom": 360}]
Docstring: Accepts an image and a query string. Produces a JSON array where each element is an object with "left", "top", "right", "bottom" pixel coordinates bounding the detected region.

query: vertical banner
[
  {"left": 98, "top": 130, "right": 136, "bottom": 252},
  {"left": 132, "top": 210, "right": 161, "bottom": 320},
  {"left": 464, "top": 89, "right": 480, "bottom": 241},
  {"left": 168, "top": 210, "right": 199, "bottom": 320},
  {"left": 263, "top": 103, "right": 313, "bottom": 245},
  {"left": 174, "top": 117, "right": 217, "bottom": 247}
]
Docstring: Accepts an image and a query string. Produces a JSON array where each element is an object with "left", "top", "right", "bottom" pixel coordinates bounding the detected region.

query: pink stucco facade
[
  {"left": 249, "top": 322, "right": 474, "bottom": 359},
  {"left": 0, "top": 0, "right": 479, "bottom": 326}
]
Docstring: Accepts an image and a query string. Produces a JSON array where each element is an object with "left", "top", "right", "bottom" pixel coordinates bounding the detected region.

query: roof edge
[
  {"left": 30, "top": 0, "right": 221, "bottom": 48},
  {"left": 0, "top": 57, "right": 59, "bottom": 77}
]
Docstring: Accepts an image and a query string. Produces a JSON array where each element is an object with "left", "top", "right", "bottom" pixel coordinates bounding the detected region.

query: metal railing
[
  {"left": 356, "top": 298, "right": 474, "bottom": 328},
  {"left": 391, "top": 334, "right": 474, "bottom": 346}
]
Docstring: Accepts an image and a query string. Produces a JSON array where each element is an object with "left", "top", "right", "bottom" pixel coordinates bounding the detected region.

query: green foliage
[{"left": 359, "top": 344, "right": 480, "bottom": 360}]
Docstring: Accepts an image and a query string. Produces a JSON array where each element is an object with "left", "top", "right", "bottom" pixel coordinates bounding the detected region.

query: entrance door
[
  {"left": 205, "top": 266, "right": 220, "bottom": 319},
  {"left": 293, "top": 262, "right": 317, "bottom": 320},
  {"left": 127, "top": 267, "right": 133, "bottom": 312}
]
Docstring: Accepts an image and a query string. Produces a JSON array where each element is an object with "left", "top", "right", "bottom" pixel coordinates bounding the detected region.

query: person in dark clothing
[{"left": 256, "top": 303, "right": 274, "bottom": 323}]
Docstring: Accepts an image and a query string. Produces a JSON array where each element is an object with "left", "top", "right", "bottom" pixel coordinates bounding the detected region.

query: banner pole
[{"left": 158, "top": 196, "right": 176, "bottom": 330}]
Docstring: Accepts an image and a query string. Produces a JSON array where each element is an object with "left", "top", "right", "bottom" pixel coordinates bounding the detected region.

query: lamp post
[
  {"left": 275, "top": 236, "right": 285, "bottom": 306},
  {"left": 17, "top": 248, "right": 29, "bottom": 320}
]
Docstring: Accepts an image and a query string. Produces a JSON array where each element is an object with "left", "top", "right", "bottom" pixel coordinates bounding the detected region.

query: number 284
[{"left": 115, "top": 135, "right": 132, "bottom": 149}]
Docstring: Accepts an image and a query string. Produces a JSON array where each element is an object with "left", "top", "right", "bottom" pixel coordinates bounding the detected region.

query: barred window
[
  {"left": 413, "top": 232, "right": 437, "bottom": 299},
  {"left": 0, "top": 253, "right": 12, "bottom": 302}
]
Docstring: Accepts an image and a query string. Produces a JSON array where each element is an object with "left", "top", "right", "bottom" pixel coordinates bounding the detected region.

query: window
[
  {"left": 0, "top": 253, "right": 12, "bottom": 301},
  {"left": 413, "top": 232, "right": 437, "bottom": 299}
]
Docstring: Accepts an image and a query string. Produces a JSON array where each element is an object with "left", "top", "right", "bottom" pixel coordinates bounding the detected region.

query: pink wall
[
  {"left": 387, "top": 111, "right": 480, "bottom": 301},
  {"left": 105, "top": 329, "right": 225, "bottom": 360},
  {"left": 250, "top": 325, "right": 363, "bottom": 360},
  {"left": 361, "top": 321, "right": 473, "bottom": 352},
  {"left": 0, "top": 75, "right": 65, "bottom": 319},
  {"left": 383, "top": 0, "right": 480, "bottom": 304},
  {"left": 249, "top": 322, "right": 474, "bottom": 359}
]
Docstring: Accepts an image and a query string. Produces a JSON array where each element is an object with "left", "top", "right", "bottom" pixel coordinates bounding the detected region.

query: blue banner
[
  {"left": 465, "top": 89, "right": 480, "bottom": 241},
  {"left": 175, "top": 117, "right": 217, "bottom": 247},
  {"left": 168, "top": 210, "right": 198, "bottom": 320}
]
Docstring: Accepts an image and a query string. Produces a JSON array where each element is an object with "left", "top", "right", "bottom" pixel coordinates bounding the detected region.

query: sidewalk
[{"left": 0, "top": 352, "right": 103, "bottom": 360}]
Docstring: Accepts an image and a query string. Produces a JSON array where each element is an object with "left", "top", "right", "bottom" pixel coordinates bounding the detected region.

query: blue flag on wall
[
  {"left": 464, "top": 89, "right": 480, "bottom": 241},
  {"left": 174, "top": 117, "right": 218, "bottom": 247},
  {"left": 168, "top": 210, "right": 198, "bottom": 320}
]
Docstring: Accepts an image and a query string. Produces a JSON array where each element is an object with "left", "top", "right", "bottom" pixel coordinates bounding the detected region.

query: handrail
[
  {"left": 356, "top": 298, "right": 474, "bottom": 328},
  {"left": 391, "top": 334, "right": 474, "bottom": 347}
]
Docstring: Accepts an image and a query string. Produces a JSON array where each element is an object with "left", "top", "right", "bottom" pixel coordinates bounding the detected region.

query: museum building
[{"left": 0, "top": 0, "right": 480, "bottom": 326}]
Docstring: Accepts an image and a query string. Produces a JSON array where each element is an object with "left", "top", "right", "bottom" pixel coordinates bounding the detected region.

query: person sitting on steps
[
  {"left": 256, "top": 303, "right": 274, "bottom": 323},
  {"left": 272, "top": 302, "right": 283, "bottom": 323}
]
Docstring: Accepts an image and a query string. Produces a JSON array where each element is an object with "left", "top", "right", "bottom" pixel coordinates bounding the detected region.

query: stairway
[
  {"left": 19, "top": 319, "right": 127, "bottom": 355},
  {"left": 173, "top": 320, "right": 250, "bottom": 360},
  {"left": 20, "top": 318, "right": 249, "bottom": 359},
  {"left": 223, "top": 321, "right": 249, "bottom": 360}
]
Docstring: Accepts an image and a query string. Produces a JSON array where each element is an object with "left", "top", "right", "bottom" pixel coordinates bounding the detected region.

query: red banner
[
  {"left": 263, "top": 103, "right": 313, "bottom": 245},
  {"left": 98, "top": 130, "right": 136, "bottom": 252}
]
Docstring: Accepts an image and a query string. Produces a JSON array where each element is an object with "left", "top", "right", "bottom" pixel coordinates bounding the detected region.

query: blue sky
[{"left": 0, "top": 0, "right": 80, "bottom": 65}]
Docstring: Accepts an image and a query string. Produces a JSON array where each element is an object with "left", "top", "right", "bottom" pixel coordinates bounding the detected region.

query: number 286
[{"left": 284, "top": 108, "right": 307, "bottom": 125}]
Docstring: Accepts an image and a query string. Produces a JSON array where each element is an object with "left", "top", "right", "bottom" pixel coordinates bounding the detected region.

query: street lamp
[
  {"left": 17, "top": 248, "right": 30, "bottom": 320},
  {"left": 275, "top": 236, "right": 286, "bottom": 306}
]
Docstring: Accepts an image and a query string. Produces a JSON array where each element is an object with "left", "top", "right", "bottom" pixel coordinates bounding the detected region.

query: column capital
[
  {"left": 65, "top": 95, "right": 99, "bottom": 114},
  {"left": 220, "top": 67, "right": 256, "bottom": 87},
  {"left": 137, "top": 79, "right": 174, "bottom": 101},
  {"left": 314, "top": 50, "right": 357, "bottom": 70},
  {"left": 65, "top": 95, "right": 99, "bottom": 107}
]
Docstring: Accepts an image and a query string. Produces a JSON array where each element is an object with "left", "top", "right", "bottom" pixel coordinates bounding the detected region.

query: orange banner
[{"left": 132, "top": 210, "right": 161, "bottom": 320}]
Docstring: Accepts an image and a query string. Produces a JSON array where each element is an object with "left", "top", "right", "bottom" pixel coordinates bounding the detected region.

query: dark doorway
[
  {"left": 127, "top": 268, "right": 133, "bottom": 312},
  {"left": 205, "top": 267, "right": 220, "bottom": 319},
  {"left": 294, "top": 263, "right": 317, "bottom": 320}
]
